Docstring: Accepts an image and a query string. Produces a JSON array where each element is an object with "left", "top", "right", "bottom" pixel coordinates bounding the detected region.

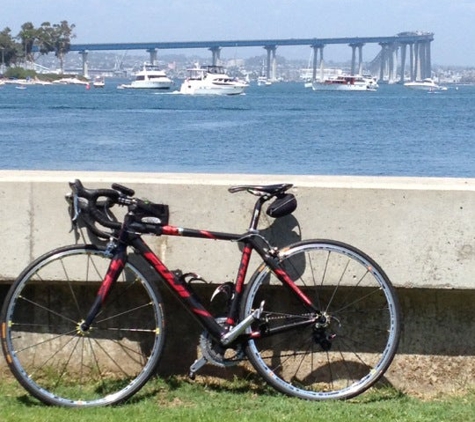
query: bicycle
[{"left": 1, "top": 179, "right": 401, "bottom": 407}]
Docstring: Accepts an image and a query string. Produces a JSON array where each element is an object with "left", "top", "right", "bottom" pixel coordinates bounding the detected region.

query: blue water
[{"left": 1, "top": 80, "right": 474, "bottom": 177}]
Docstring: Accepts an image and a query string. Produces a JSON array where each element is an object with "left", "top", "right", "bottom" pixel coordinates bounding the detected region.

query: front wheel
[
  {"left": 241, "top": 239, "right": 401, "bottom": 400},
  {"left": 1, "top": 244, "right": 166, "bottom": 407}
]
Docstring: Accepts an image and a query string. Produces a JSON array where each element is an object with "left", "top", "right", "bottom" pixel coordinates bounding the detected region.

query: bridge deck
[{"left": 66, "top": 34, "right": 434, "bottom": 52}]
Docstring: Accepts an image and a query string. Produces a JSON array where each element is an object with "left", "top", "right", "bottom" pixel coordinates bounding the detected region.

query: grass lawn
[{"left": 1, "top": 373, "right": 475, "bottom": 422}]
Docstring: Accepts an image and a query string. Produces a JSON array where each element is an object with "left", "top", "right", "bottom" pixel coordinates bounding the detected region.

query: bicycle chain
[
  {"left": 260, "top": 311, "right": 317, "bottom": 321},
  {"left": 198, "top": 313, "right": 319, "bottom": 367}
]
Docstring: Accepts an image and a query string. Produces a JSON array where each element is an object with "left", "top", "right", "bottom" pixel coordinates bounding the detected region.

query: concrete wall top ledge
[{"left": 0, "top": 170, "right": 474, "bottom": 191}]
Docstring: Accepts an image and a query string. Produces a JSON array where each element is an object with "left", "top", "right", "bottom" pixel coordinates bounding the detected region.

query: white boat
[
  {"left": 53, "top": 77, "right": 89, "bottom": 86},
  {"left": 312, "top": 75, "right": 377, "bottom": 91},
  {"left": 119, "top": 63, "right": 173, "bottom": 89},
  {"left": 93, "top": 76, "right": 105, "bottom": 88},
  {"left": 362, "top": 74, "right": 379, "bottom": 90},
  {"left": 404, "top": 78, "right": 445, "bottom": 91},
  {"left": 303, "top": 79, "right": 313, "bottom": 89},
  {"left": 180, "top": 65, "right": 247, "bottom": 95},
  {"left": 257, "top": 76, "right": 272, "bottom": 86}
]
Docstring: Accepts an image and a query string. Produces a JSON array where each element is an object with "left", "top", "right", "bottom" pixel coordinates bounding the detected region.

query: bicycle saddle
[{"left": 228, "top": 183, "right": 293, "bottom": 196}]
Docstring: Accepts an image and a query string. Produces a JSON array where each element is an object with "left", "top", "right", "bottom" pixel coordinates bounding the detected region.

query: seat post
[{"left": 248, "top": 195, "right": 268, "bottom": 231}]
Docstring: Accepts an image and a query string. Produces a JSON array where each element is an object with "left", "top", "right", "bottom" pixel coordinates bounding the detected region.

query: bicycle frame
[{"left": 81, "top": 194, "right": 319, "bottom": 347}]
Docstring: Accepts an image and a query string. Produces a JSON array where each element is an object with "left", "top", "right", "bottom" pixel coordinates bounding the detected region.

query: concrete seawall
[{"left": 1, "top": 170, "right": 475, "bottom": 395}]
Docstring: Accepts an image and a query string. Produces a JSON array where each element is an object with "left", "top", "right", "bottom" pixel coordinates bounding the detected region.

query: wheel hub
[
  {"left": 76, "top": 320, "right": 92, "bottom": 336},
  {"left": 313, "top": 312, "right": 337, "bottom": 351}
]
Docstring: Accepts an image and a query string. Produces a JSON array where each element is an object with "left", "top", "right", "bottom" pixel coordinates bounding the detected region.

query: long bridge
[{"left": 64, "top": 31, "right": 434, "bottom": 82}]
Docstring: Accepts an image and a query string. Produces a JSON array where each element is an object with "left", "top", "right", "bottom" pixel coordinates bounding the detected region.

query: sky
[{"left": 2, "top": 0, "right": 475, "bottom": 66}]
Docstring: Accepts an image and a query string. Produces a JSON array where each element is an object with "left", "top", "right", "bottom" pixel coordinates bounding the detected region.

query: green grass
[{"left": 1, "top": 374, "right": 475, "bottom": 422}]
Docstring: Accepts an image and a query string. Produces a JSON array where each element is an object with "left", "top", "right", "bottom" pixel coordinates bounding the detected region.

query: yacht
[
  {"left": 404, "top": 78, "right": 445, "bottom": 91},
  {"left": 312, "top": 75, "right": 377, "bottom": 91},
  {"left": 362, "top": 74, "right": 379, "bottom": 90},
  {"left": 257, "top": 76, "right": 272, "bottom": 86},
  {"left": 93, "top": 76, "right": 105, "bottom": 88},
  {"left": 119, "top": 63, "right": 173, "bottom": 89},
  {"left": 180, "top": 65, "right": 248, "bottom": 95}
]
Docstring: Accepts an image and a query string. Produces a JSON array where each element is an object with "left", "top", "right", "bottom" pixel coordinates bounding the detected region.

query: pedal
[{"left": 188, "top": 356, "right": 208, "bottom": 380}]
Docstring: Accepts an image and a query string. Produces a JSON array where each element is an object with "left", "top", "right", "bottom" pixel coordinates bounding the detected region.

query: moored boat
[
  {"left": 312, "top": 75, "right": 377, "bottom": 91},
  {"left": 93, "top": 76, "right": 105, "bottom": 88},
  {"left": 180, "top": 65, "right": 247, "bottom": 95},
  {"left": 257, "top": 76, "right": 272, "bottom": 86},
  {"left": 118, "top": 63, "right": 173, "bottom": 89},
  {"left": 362, "top": 74, "right": 379, "bottom": 90},
  {"left": 53, "top": 77, "right": 89, "bottom": 85},
  {"left": 404, "top": 78, "right": 446, "bottom": 91}
]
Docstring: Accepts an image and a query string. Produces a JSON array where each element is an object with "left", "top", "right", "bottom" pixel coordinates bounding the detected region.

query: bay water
[{"left": 1, "top": 80, "right": 474, "bottom": 178}]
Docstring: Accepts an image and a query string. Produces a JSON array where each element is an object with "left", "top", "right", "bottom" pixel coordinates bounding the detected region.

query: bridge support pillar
[
  {"left": 210, "top": 47, "right": 221, "bottom": 66},
  {"left": 311, "top": 45, "right": 321, "bottom": 81},
  {"left": 264, "top": 45, "right": 277, "bottom": 81},
  {"left": 79, "top": 50, "right": 89, "bottom": 78},
  {"left": 350, "top": 43, "right": 364, "bottom": 75},
  {"left": 426, "top": 41, "right": 432, "bottom": 79},
  {"left": 400, "top": 43, "right": 407, "bottom": 83},
  {"left": 319, "top": 46, "right": 325, "bottom": 80},
  {"left": 379, "top": 43, "right": 388, "bottom": 81},
  {"left": 415, "top": 42, "right": 421, "bottom": 80},
  {"left": 147, "top": 49, "right": 158, "bottom": 65},
  {"left": 420, "top": 41, "right": 431, "bottom": 79},
  {"left": 311, "top": 46, "right": 318, "bottom": 81},
  {"left": 409, "top": 43, "right": 415, "bottom": 81},
  {"left": 389, "top": 43, "right": 398, "bottom": 83},
  {"left": 414, "top": 42, "right": 421, "bottom": 80},
  {"left": 311, "top": 45, "right": 325, "bottom": 81}
]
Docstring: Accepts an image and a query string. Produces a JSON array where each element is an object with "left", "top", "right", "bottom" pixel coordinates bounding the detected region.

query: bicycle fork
[{"left": 79, "top": 243, "right": 127, "bottom": 333}]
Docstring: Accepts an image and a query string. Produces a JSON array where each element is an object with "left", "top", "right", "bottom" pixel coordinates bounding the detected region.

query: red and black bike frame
[{"left": 81, "top": 195, "right": 319, "bottom": 345}]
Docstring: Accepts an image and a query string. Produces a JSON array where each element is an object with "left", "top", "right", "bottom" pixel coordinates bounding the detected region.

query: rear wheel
[
  {"left": 1, "top": 244, "right": 165, "bottom": 407},
  {"left": 241, "top": 239, "right": 400, "bottom": 400}
]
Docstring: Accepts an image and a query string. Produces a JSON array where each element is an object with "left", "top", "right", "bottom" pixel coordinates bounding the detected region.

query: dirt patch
[{"left": 384, "top": 354, "right": 475, "bottom": 398}]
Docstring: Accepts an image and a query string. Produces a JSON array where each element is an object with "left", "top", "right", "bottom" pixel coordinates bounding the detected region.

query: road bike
[{"left": 1, "top": 179, "right": 401, "bottom": 407}]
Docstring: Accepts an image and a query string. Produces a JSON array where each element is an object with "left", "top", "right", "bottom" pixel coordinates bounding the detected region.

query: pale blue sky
[{"left": 3, "top": 0, "right": 475, "bottom": 66}]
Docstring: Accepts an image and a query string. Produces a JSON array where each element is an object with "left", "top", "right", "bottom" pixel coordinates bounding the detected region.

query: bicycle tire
[
  {"left": 1, "top": 244, "right": 166, "bottom": 407},
  {"left": 240, "top": 239, "right": 401, "bottom": 400}
]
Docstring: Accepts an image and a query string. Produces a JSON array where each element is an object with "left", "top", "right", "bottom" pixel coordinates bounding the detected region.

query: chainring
[{"left": 199, "top": 318, "right": 245, "bottom": 367}]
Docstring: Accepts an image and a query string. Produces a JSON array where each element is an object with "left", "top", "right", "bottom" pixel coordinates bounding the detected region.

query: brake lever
[
  {"left": 65, "top": 192, "right": 81, "bottom": 235},
  {"left": 72, "top": 194, "right": 81, "bottom": 223}
]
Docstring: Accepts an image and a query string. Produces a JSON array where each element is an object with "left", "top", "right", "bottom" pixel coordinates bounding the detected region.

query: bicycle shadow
[
  {"left": 259, "top": 214, "right": 302, "bottom": 249},
  {"left": 180, "top": 359, "right": 400, "bottom": 399}
]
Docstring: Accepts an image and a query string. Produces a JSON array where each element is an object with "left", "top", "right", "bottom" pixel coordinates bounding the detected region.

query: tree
[
  {"left": 36, "top": 22, "right": 55, "bottom": 56},
  {"left": 17, "top": 22, "right": 36, "bottom": 63},
  {"left": 0, "top": 27, "right": 22, "bottom": 68},
  {"left": 52, "top": 20, "right": 76, "bottom": 74}
]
